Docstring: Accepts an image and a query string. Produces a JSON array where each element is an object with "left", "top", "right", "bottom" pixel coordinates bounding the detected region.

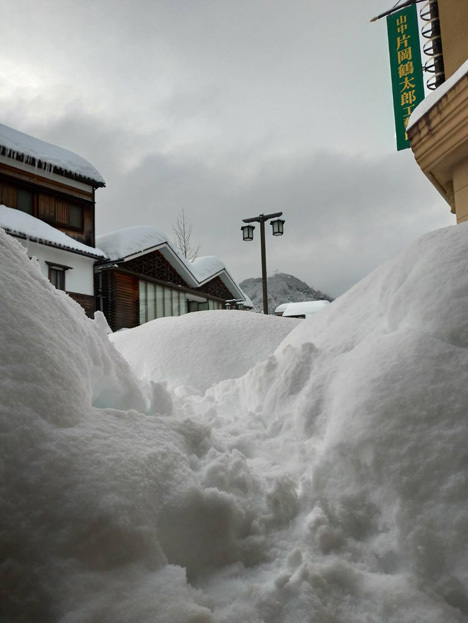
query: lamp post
[{"left": 241, "top": 211, "right": 285, "bottom": 315}]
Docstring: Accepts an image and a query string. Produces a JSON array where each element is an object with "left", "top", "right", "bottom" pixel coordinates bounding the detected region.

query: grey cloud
[
  {"left": 0, "top": 0, "right": 453, "bottom": 297},
  {"left": 39, "top": 115, "right": 449, "bottom": 297}
]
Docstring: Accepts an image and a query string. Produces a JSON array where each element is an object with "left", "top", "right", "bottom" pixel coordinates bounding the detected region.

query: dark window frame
[
  {"left": 17, "top": 188, "right": 34, "bottom": 215},
  {"left": 46, "top": 262, "right": 72, "bottom": 291}
]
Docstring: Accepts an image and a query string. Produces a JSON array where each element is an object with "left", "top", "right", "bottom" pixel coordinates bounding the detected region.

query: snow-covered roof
[
  {"left": 238, "top": 288, "right": 254, "bottom": 309},
  {"left": 190, "top": 256, "right": 227, "bottom": 282},
  {"left": 408, "top": 58, "right": 468, "bottom": 131},
  {"left": 278, "top": 300, "right": 331, "bottom": 317},
  {"left": 0, "top": 123, "right": 105, "bottom": 186},
  {"left": 0, "top": 205, "right": 106, "bottom": 258},
  {"left": 275, "top": 303, "right": 288, "bottom": 314},
  {"left": 96, "top": 226, "right": 248, "bottom": 303},
  {"left": 96, "top": 226, "right": 169, "bottom": 262}
]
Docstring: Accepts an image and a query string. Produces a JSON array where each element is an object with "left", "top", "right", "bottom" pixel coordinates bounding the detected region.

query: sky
[{"left": 0, "top": 0, "right": 454, "bottom": 296}]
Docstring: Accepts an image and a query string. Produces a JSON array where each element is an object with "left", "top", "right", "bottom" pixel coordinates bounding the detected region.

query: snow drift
[
  {"left": 111, "top": 311, "right": 300, "bottom": 393},
  {"left": 2, "top": 224, "right": 468, "bottom": 622}
]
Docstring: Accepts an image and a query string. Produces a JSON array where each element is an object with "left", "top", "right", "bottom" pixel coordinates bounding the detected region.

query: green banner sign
[{"left": 387, "top": 4, "right": 425, "bottom": 150}]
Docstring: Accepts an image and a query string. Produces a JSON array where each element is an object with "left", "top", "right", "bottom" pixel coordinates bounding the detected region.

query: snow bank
[
  {"left": 0, "top": 205, "right": 106, "bottom": 257},
  {"left": 3, "top": 223, "right": 468, "bottom": 622},
  {"left": 0, "top": 123, "right": 105, "bottom": 185},
  {"left": 0, "top": 230, "right": 221, "bottom": 622},
  {"left": 201, "top": 223, "right": 468, "bottom": 621},
  {"left": 111, "top": 310, "right": 300, "bottom": 393}
]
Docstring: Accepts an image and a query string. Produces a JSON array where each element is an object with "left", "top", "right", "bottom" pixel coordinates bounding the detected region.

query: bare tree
[{"left": 172, "top": 209, "right": 200, "bottom": 261}]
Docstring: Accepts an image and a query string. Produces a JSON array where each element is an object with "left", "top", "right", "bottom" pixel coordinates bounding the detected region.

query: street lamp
[
  {"left": 241, "top": 211, "right": 285, "bottom": 315},
  {"left": 241, "top": 224, "right": 255, "bottom": 241},
  {"left": 271, "top": 218, "right": 285, "bottom": 236}
]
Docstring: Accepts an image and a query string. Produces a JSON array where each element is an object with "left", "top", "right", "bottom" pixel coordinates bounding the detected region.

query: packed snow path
[{"left": 1, "top": 225, "right": 468, "bottom": 622}]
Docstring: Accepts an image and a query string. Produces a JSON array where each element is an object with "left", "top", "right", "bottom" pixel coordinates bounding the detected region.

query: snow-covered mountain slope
[
  {"left": 240, "top": 272, "right": 333, "bottom": 313},
  {"left": 2, "top": 223, "right": 468, "bottom": 623}
]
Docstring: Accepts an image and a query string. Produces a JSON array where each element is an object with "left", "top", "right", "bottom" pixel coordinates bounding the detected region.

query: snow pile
[
  {"left": 0, "top": 230, "right": 218, "bottom": 622},
  {"left": 201, "top": 223, "right": 468, "bottom": 621},
  {"left": 0, "top": 204, "right": 106, "bottom": 257},
  {"left": 0, "top": 122, "right": 105, "bottom": 185},
  {"left": 111, "top": 311, "right": 300, "bottom": 393},
  {"left": 2, "top": 223, "right": 468, "bottom": 622}
]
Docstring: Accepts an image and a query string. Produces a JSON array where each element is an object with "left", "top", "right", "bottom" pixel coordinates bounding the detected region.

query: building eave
[
  {"left": 408, "top": 70, "right": 468, "bottom": 211},
  {"left": 4, "top": 229, "right": 104, "bottom": 259}
]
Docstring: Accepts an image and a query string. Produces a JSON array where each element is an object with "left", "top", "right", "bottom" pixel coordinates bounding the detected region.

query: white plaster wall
[{"left": 15, "top": 237, "right": 95, "bottom": 295}]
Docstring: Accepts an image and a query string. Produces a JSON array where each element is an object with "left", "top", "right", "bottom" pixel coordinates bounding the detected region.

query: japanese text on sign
[{"left": 387, "top": 4, "right": 425, "bottom": 150}]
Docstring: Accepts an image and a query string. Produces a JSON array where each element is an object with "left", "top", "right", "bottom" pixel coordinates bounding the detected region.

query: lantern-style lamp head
[
  {"left": 241, "top": 224, "right": 255, "bottom": 241},
  {"left": 271, "top": 218, "right": 285, "bottom": 236}
]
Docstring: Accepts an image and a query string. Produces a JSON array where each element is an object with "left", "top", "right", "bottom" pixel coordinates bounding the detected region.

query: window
[
  {"left": 49, "top": 267, "right": 66, "bottom": 290},
  {"left": 164, "top": 288, "right": 172, "bottom": 318},
  {"left": 70, "top": 205, "right": 83, "bottom": 228},
  {"left": 46, "top": 262, "right": 71, "bottom": 291},
  {"left": 0, "top": 183, "right": 86, "bottom": 229},
  {"left": 188, "top": 300, "right": 209, "bottom": 313},
  {"left": 138, "top": 280, "right": 222, "bottom": 324},
  {"left": 139, "top": 281, "right": 190, "bottom": 324},
  {"left": 17, "top": 189, "right": 33, "bottom": 215}
]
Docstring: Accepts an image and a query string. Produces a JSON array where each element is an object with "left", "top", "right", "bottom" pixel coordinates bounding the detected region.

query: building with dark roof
[
  {"left": 0, "top": 123, "right": 251, "bottom": 326},
  {"left": 0, "top": 123, "right": 105, "bottom": 315},
  {"left": 96, "top": 227, "right": 250, "bottom": 331}
]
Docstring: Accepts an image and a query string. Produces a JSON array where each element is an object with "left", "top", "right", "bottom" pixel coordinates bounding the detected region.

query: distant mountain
[{"left": 240, "top": 273, "right": 334, "bottom": 314}]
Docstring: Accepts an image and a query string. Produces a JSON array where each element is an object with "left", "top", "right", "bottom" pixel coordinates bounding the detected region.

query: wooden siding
[
  {"left": 115, "top": 272, "right": 139, "bottom": 330},
  {"left": 98, "top": 270, "right": 139, "bottom": 331},
  {"left": 0, "top": 161, "right": 95, "bottom": 200},
  {"left": 67, "top": 292, "right": 95, "bottom": 318},
  {"left": 98, "top": 270, "right": 115, "bottom": 329},
  {"left": 0, "top": 174, "right": 95, "bottom": 246},
  {"left": 97, "top": 252, "right": 238, "bottom": 330},
  {"left": 0, "top": 182, "right": 17, "bottom": 208}
]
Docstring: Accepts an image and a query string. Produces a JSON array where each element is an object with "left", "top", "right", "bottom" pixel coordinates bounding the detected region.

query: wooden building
[
  {"left": 0, "top": 123, "right": 250, "bottom": 327},
  {"left": 0, "top": 123, "right": 105, "bottom": 315},
  {"left": 96, "top": 227, "right": 250, "bottom": 331},
  {"left": 408, "top": 0, "right": 468, "bottom": 224}
]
